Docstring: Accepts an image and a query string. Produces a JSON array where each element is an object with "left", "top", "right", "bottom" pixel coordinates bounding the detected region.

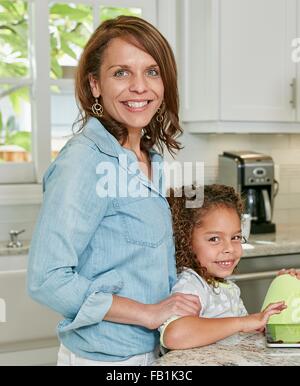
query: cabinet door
[
  {"left": 296, "top": 0, "right": 300, "bottom": 121},
  {"left": 180, "top": 0, "right": 218, "bottom": 122},
  {"left": 220, "top": 0, "right": 296, "bottom": 122}
]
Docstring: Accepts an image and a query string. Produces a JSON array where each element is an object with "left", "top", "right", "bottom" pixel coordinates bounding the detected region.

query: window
[
  {"left": 0, "top": 0, "right": 34, "bottom": 183},
  {"left": 0, "top": 0, "right": 157, "bottom": 185}
]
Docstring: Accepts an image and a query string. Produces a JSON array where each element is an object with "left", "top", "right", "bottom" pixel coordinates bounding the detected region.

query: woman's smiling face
[
  {"left": 89, "top": 37, "right": 164, "bottom": 132},
  {"left": 192, "top": 207, "right": 243, "bottom": 279}
]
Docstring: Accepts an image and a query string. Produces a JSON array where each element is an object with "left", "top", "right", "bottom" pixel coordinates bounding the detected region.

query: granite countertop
[
  {"left": 242, "top": 224, "right": 300, "bottom": 258},
  {"left": 153, "top": 333, "right": 300, "bottom": 366},
  {"left": 0, "top": 224, "right": 300, "bottom": 258}
]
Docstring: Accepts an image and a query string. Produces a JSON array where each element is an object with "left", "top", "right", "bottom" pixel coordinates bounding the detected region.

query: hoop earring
[
  {"left": 156, "top": 108, "right": 164, "bottom": 123},
  {"left": 92, "top": 98, "right": 104, "bottom": 117}
]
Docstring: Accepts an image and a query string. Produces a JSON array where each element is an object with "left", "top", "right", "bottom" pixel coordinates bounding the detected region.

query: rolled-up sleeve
[{"left": 27, "top": 142, "right": 121, "bottom": 329}]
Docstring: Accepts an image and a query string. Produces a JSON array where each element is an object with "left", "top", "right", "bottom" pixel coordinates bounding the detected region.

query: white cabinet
[
  {"left": 179, "top": 0, "right": 218, "bottom": 122},
  {"left": 220, "top": 0, "right": 296, "bottom": 122},
  {"left": 181, "top": 0, "right": 300, "bottom": 132}
]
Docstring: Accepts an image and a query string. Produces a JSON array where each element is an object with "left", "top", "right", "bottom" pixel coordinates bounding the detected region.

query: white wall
[{"left": 166, "top": 127, "right": 300, "bottom": 226}]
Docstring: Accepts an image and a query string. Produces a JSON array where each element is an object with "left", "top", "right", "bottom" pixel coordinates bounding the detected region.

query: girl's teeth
[
  {"left": 126, "top": 101, "right": 148, "bottom": 108},
  {"left": 217, "top": 261, "right": 233, "bottom": 266}
]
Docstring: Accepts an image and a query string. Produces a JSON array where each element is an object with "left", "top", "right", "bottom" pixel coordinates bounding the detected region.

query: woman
[{"left": 27, "top": 16, "right": 200, "bottom": 366}]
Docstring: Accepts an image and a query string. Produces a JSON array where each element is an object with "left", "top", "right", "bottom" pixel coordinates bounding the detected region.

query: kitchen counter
[
  {"left": 153, "top": 333, "right": 300, "bottom": 366},
  {"left": 0, "top": 224, "right": 299, "bottom": 258},
  {"left": 242, "top": 224, "right": 300, "bottom": 258}
]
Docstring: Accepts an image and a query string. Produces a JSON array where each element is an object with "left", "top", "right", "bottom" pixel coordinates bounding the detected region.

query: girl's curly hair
[{"left": 168, "top": 184, "right": 244, "bottom": 287}]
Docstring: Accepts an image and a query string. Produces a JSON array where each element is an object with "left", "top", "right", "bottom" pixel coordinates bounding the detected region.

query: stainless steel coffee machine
[{"left": 218, "top": 151, "right": 277, "bottom": 234}]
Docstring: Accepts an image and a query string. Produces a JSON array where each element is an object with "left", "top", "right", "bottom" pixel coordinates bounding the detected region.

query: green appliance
[{"left": 261, "top": 274, "right": 300, "bottom": 344}]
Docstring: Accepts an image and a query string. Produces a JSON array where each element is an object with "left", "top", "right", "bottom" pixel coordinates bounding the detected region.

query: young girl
[{"left": 160, "top": 184, "right": 287, "bottom": 350}]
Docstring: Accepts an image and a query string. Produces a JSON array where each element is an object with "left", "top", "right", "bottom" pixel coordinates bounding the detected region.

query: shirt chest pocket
[{"left": 114, "top": 197, "right": 169, "bottom": 248}]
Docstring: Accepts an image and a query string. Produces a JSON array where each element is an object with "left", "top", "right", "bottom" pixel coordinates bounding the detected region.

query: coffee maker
[{"left": 218, "top": 151, "right": 276, "bottom": 234}]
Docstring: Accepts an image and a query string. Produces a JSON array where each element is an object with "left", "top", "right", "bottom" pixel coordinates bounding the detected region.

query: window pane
[
  {"left": 0, "top": 0, "right": 29, "bottom": 78},
  {"left": 49, "top": 2, "right": 93, "bottom": 79},
  {"left": 51, "top": 85, "right": 77, "bottom": 160},
  {"left": 0, "top": 84, "right": 32, "bottom": 163},
  {"left": 100, "top": 6, "right": 142, "bottom": 23}
]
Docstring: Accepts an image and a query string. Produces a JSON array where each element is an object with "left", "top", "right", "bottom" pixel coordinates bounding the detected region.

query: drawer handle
[{"left": 290, "top": 78, "right": 297, "bottom": 109}]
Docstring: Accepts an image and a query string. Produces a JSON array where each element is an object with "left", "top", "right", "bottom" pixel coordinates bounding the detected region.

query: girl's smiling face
[
  {"left": 89, "top": 37, "right": 164, "bottom": 132},
  {"left": 192, "top": 206, "right": 243, "bottom": 279}
]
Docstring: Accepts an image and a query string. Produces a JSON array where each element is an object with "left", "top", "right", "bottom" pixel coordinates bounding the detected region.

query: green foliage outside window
[
  {"left": 100, "top": 6, "right": 142, "bottom": 23},
  {"left": 0, "top": 0, "right": 29, "bottom": 78},
  {"left": 0, "top": 1, "right": 142, "bottom": 81},
  {"left": 49, "top": 3, "right": 93, "bottom": 78}
]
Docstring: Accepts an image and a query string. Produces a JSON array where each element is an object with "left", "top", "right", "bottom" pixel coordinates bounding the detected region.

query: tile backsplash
[
  {"left": 166, "top": 130, "right": 300, "bottom": 226},
  {"left": 1, "top": 132, "right": 300, "bottom": 243}
]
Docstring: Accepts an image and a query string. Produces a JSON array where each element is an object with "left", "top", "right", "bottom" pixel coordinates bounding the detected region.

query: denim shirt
[{"left": 27, "top": 117, "right": 177, "bottom": 361}]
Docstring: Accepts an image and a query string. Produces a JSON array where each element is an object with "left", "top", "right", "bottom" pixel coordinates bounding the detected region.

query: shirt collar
[
  {"left": 82, "top": 117, "right": 121, "bottom": 158},
  {"left": 82, "top": 117, "right": 162, "bottom": 162}
]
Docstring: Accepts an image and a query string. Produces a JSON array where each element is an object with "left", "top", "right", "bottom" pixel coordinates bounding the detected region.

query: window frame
[
  {"left": 0, "top": 0, "right": 52, "bottom": 184},
  {"left": 0, "top": 0, "right": 37, "bottom": 184}
]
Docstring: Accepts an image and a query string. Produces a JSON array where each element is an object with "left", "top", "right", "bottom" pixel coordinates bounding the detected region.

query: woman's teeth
[{"left": 124, "top": 101, "right": 148, "bottom": 108}]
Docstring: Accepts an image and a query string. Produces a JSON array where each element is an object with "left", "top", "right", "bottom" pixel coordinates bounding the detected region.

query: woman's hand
[
  {"left": 277, "top": 268, "right": 300, "bottom": 280},
  {"left": 145, "top": 292, "right": 201, "bottom": 330},
  {"left": 240, "top": 301, "right": 287, "bottom": 333}
]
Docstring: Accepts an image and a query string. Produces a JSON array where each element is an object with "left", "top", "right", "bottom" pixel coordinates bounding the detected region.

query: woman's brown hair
[
  {"left": 74, "top": 16, "right": 182, "bottom": 155},
  {"left": 168, "top": 184, "right": 244, "bottom": 287}
]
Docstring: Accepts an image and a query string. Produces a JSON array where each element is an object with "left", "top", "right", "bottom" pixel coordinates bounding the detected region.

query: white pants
[{"left": 57, "top": 344, "right": 159, "bottom": 366}]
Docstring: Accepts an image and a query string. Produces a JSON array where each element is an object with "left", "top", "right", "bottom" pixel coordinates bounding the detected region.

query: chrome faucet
[{"left": 7, "top": 229, "right": 25, "bottom": 248}]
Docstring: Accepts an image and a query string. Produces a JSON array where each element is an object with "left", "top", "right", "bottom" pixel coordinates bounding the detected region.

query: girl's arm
[{"left": 163, "top": 301, "right": 286, "bottom": 349}]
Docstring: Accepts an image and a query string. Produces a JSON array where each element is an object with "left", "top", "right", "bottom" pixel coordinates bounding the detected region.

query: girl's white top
[{"left": 159, "top": 268, "right": 248, "bottom": 347}]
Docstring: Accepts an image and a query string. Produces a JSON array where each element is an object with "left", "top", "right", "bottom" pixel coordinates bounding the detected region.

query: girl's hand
[
  {"left": 146, "top": 292, "right": 201, "bottom": 330},
  {"left": 240, "top": 301, "right": 287, "bottom": 333},
  {"left": 277, "top": 268, "right": 300, "bottom": 280}
]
